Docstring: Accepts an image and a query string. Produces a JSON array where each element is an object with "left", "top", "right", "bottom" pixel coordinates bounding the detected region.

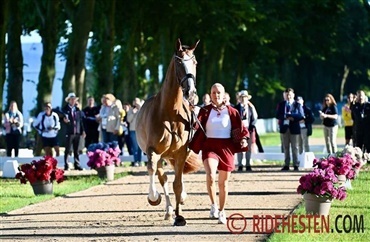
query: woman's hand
[{"left": 240, "top": 138, "right": 248, "bottom": 148}]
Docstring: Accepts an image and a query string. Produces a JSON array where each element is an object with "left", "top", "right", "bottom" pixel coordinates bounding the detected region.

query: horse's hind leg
[
  {"left": 147, "top": 148, "right": 162, "bottom": 206},
  {"left": 157, "top": 160, "right": 173, "bottom": 220}
]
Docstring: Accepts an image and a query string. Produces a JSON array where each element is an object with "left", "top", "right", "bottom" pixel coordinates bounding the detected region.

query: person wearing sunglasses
[{"left": 319, "top": 94, "right": 338, "bottom": 154}]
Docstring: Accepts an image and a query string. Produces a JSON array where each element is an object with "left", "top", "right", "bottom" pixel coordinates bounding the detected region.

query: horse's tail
[{"left": 183, "top": 150, "right": 202, "bottom": 174}]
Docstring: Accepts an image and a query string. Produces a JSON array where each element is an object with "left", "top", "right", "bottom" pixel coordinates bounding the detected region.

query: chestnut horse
[{"left": 136, "top": 39, "right": 201, "bottom": 226}]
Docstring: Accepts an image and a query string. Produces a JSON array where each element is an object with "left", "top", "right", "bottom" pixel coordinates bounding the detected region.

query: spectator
[
  {"left": 62, "top": 93, "right": 85, "bottom": 171},
  {"left": 319, "top": 94, "right": 339, "bottom": 154},
  {"left": 82, "top": 96, "right": 100, "bottom": 148},
  {"left": 115, "top": 99, "right": 126, "bottom": 154},
  {"left": 191, "top": 93, "right": 201, "bottom": 116},
  {"left": 235, "top": 90, "right": 258, "bottom": 171},
  {"left": 97, "top": 95, "right": 109, "bottom": 142},
  {"left": 201, "top": 93, "right": 211, "bottom": 107},
  {"left": 3, "top": 101, "right": 23, "bottom": 157},
  {"left": 127, "top": 97, "right": 143, "bottom": 167},
  {"left": 276, "top": 88, "right": 304, "bottom": 171},
  {"left": 296, "top": 96, "right": 315, "bottom": 154},
  {"left": 342, "top": 93, "right": 355, "bottom": 146},
  {"left": 351, "top": 90, "right": 370, "bottom": 153},
  {"left": 122, "top": 102, "right": 132, "bottom": 155},
  {"left": 103, "top": 94, "right": 121, "bottom": 142},
  {"left": 224, "top": 92, "right": 234, "bottom": 106},
  {"left": 33, "top": 102, "right": 61, "bottom": 156}
]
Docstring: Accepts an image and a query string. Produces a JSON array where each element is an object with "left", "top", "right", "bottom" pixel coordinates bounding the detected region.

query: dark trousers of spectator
[
  {"left": 84, "top": 129, "right": 99, "bottom": 148},
  {"left": 129, "top": 130, "right": 142, "bottom": 162},
  {"left": 6, "top": 133, "right": 20, "bottom": 157},
  {"left": 64, "top": 134, "right": 81, "bottom": 167},
  {"left": 255, "top": 129, "right": 264, "bottom": 153},
  {"left": 124, "top": 134, "right": 133, "bottom": 155},
  {"left": 355, "top": 132, "right": 370, "bottom": 153}
]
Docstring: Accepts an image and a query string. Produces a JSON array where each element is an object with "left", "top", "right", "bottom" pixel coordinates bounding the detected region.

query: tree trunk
[
  {"left": 35, "top": 0, "right": 61, "bottom": 114},
  {"left": 0, "top": 0, "right": 9, "bottom": 114},
  {"left": 6, "top": 0, "right": 23, "bottom": 112},
  {"left": 33, "top": 0, "right": 61, "bottom": 156},
  {"left": 61, "top": 0, "right": 95, "bottom": 108},
  {"left": 340, "top": 65, "right": 350, "bottom": 102},
  {"left": 95, "top": 0, "right": 115, "bottom": 99}
]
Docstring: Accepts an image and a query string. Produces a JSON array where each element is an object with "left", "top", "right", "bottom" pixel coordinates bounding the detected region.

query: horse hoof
[
  {"left": 164, "top": 206, "right": 174, "bottom": 220},
  {"left": 173, "top": 216, "right": 186, "bottom": 226},
  {"left": 147, "top": 192, "right": 162, "bottom": 206}
]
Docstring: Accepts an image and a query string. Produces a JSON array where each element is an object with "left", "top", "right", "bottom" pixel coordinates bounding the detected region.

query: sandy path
[{"left": 0, "top": 164, "right": 304, "bottom": 242}]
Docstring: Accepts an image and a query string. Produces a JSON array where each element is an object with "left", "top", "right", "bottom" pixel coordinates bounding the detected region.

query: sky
[{"left": 3, "top": 31, "right": 65, "bottom": 122}]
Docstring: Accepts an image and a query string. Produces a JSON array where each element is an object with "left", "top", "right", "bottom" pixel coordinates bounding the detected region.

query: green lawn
[
  {"left": 0, "top": 171, "right": 128, "bottom": 214},
  {"left": 259, "top": 127, "right": 345, "bottom": 147},
  {"left": 267, "top": 165, "right": 370, "bottom": 242}
]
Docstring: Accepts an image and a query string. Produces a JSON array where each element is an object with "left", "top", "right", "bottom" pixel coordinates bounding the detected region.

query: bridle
[{"left": 174, "top": 54, "right": 197, "bottom": 97}]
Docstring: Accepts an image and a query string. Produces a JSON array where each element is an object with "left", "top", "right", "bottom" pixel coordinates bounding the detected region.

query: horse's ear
[
  {"left": 190, "top": 40, "right": 200, "bottom": 51},
  {"left": 176, "top": 39, "right": 183, "bottom": 51}
]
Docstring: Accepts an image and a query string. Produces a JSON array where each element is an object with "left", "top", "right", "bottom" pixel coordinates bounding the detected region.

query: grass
[
  {"left": 259, "top": 127, "right": 345, "bottom": 147},
  {"left": 267, "top": 165, "right": 370, "bottom": 242},
  {"left": 0, "top": 171, "right": 129, "bottom": 214}
]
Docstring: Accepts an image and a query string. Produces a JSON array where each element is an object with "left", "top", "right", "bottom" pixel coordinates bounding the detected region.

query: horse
[{"left": 135, "top": 39, "right": 201, "bottom": 226}]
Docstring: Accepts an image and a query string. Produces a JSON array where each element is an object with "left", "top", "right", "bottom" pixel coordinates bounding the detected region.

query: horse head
[{"left": 175, "top": 39, "right": 200, "bottom": 101}]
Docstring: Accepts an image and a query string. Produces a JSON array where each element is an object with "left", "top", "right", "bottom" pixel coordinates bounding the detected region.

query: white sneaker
[
  {"left": 209, "top": 204, "right": 219, "bottom": 218},
  {"left": 218, "top": 210, "right": 227, "bottom": 224}
]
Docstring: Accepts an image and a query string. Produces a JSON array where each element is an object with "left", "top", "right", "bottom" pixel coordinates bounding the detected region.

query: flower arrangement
[
  {"left": 313, "top": 153, "right": 360, "bottom": 180},
  {"left": 15, "top": 156, "right": 64, "bottom": 184},
  {"left": 86, "top": 141, "right": 121, "bottom": 169},
  {"left": 297, "top": 167, "right": 347, "bottom": 201}
]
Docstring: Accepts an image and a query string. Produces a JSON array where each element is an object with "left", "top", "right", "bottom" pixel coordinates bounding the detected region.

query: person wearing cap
[
  {"left": 234, "top": 90, "right": 258, "bottom": 171},
  {"left": 33, "top": 102, "right": 61, "bottom": 157},
  {"left": 276, "top": 88, "right": 304, "bottom": 171},
  {"left": 296, "top": 96, "right": 315, "bottom": 154},
  {"left": 62, "top": 92, "right": 86, "bottom": 171}
]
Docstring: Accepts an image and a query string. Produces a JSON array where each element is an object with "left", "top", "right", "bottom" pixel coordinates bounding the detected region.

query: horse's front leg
[
  {"left": 173, "top": 156, "right": 187, "bottom": 226},
  {"left": 157, "top": 159, "right": 173, "bottom": 220},
  {"left": 147, "top": 148, "right": 162, "bottom": 206}
]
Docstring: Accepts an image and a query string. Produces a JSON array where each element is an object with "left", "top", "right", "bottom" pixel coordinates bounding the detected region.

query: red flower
[{"left": 15, "top": 156, "right": 65, "bottom": 185}]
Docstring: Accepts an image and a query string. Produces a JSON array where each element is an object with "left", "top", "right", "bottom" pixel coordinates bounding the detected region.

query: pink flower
[{"left": 87, "top": 143, "right": 121, "bottom": 169}]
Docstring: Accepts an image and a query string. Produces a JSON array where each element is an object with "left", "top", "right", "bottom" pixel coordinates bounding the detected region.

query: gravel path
[{"left": 0, "top": 164, "right": 305, "bottom": 242}]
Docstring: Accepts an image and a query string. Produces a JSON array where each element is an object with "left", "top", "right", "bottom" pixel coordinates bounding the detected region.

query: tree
[
  {"left": 0, "top": 0, "right": 9, "bottom": 114},
  {"left": 33, "top": 0, "right": 62, "bottom": 114},
  {"left": 88, "top": 0, "right": 116, "bottom": 99},
  {"left": 6, "top": 0, "right": 23, "bottom": 112},
  {"left": 61, "top": 0, "right": 95, "bottom": 107}
]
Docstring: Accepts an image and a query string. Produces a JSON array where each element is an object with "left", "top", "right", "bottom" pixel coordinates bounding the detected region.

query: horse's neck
[{"left": 158, "top": 63, "right": 184, "bottom": 113}]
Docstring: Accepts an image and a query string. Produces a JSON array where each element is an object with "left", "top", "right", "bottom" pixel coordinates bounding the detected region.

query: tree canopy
[{"left": 1, "top": 0, "right": 370, "bottom": 118}]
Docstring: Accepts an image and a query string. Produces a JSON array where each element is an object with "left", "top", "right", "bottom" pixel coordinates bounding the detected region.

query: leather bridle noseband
[{"left": 174, "top": 54, "right": 197, "bottom": 91}]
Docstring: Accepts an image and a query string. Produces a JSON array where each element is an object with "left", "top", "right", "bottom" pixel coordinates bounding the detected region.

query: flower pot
[
  {"left": 303, "top": 193, "right": 332, "bottom": 216},
  {"left": 337, "top": 174, "right": 346, "bottom": 187},
  {"left": 96, "top": 165, "right": 115, "bottom": 181},
  {"left": 31, "top": 180, "right": 53, "bottom": 195}
]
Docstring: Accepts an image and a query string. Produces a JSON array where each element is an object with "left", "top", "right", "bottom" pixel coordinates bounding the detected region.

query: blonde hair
[{"left": 211, "top": 83, "right": 225, "bottom": 93}]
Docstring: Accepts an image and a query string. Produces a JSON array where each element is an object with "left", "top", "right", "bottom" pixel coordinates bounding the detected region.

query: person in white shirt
[{"left": 33, "top": 102, "right": 61, "bottom": 157}]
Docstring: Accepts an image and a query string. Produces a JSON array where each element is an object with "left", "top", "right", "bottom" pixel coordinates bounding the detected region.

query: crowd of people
[{"left": 2, "top": 92, "right": 145, "bottom": 170}]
